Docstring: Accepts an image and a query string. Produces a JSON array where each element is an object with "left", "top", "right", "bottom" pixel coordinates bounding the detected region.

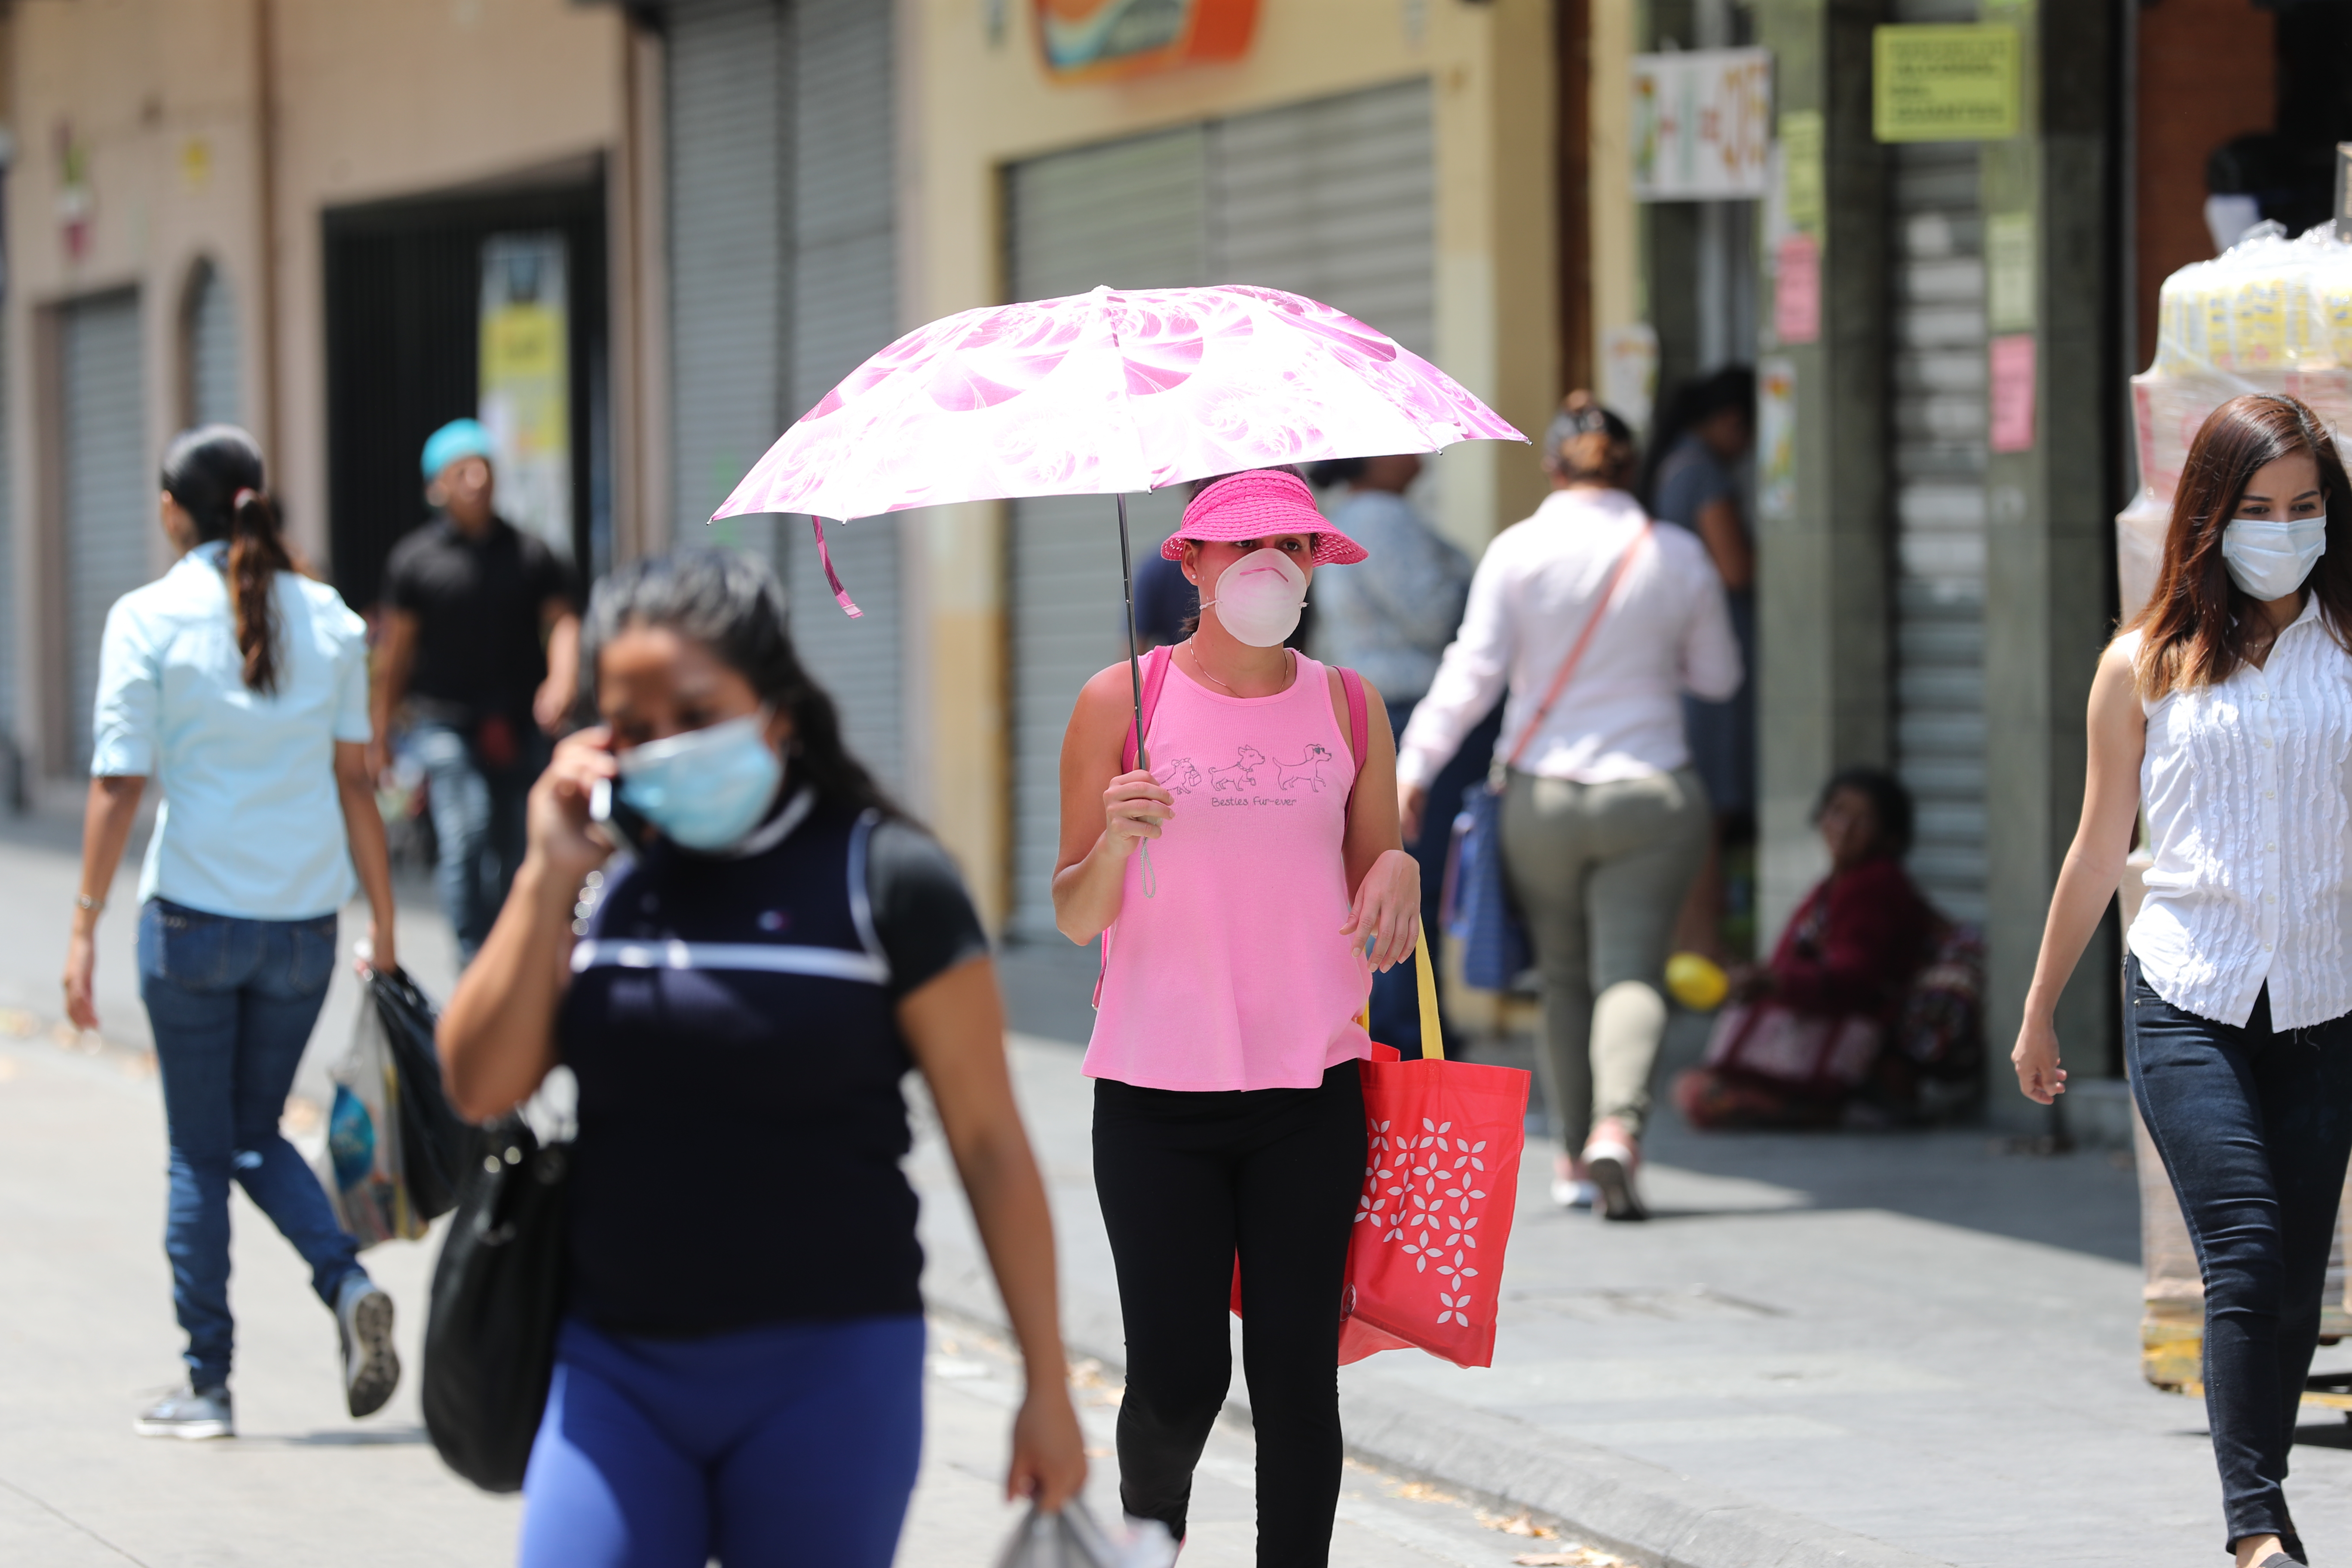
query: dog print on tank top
[{"left": 1088, "top": 652, "right": 1376, "bottom": 1093}]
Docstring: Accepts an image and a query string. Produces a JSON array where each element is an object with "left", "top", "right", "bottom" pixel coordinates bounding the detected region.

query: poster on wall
[
  {"left": 1757, "top": 358, "right": 1798, "bottom": 522},
  {"left": 1632, "top": 47, "right": 1772, "bottom": 202},
  {"left": 1035, "top": 0, "right": 1258, "bottom": 83},
  {"left": 479, "top": 233, "right": 572, "bottom": 561},
  {"left": 1872, "top": 25, "right": 2020, "bottom": 144}
]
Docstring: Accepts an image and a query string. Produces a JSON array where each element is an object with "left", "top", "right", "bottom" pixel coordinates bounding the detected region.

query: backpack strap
[
  {"left": 1121, "top": 643, "right": 1174, "bottom": 774},
  {"left": 1338, "top": 666, "right": 1369, "bottom": 773}
]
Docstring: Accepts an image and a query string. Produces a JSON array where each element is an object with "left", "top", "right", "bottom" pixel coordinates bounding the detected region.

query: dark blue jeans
[
  {"left": 410, "top": 719, "right": 540, "bottom": 964},
  {"left": 2126, "top": 956, "right": 2352, "bottom": 1553},
  {"left": 138, "top": 899, "right": 366, "bottom": 1390}
]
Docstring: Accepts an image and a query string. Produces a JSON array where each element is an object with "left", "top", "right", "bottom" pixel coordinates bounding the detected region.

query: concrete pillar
[
  {"left": 1752, "top": 0, "right": 1892, "bottom": 946},
  {"left": 1979, "top": 0, "right": 2121, "bottom": 1127}
]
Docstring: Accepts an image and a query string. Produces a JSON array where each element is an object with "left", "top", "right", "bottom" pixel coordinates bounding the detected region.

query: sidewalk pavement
[
  {"left": 13, "top": 802, "right": 2352, "bottom": 1567},
  {"left": 916, "top": 999, "right": 2352, "bottom": 1568}
]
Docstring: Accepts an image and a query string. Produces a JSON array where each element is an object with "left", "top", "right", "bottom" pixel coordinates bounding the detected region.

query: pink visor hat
[{"left": 1161, "top": 470, "right": 1369, "bottom": 565}]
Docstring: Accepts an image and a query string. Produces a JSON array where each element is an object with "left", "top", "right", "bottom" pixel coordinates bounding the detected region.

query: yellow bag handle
[
  {"left": 1414, "top": 924, "right": 1443, "bottom": 1063},
  {"left": 1358, "top": 925, "right": 1445, "bottom": 1063}
]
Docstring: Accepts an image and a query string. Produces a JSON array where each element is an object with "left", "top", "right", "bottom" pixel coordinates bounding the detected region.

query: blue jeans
[
  {"left": 410, "top": 720, "right": 540, "bottom": 963},
  {"left": 2126, "top": 956, "right": 2352, "bottom": 1553},
  {"left": 138, "top": 899, "right": 366, "bottom": 1390},
  {"left": 520, "top": 1314, "right": 925, "bottom": 1568}
]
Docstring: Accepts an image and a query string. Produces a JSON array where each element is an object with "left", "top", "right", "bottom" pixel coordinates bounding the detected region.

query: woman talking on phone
[
  {"left": 2014, "top": 395, "right": 2352, "bottom": 1568},
  {"left": 436, "top": 550, "right": 1082, "bottom": 1568},
  {"left": 1054, "top": 470, "right": 1419, "bottom": 1564}
]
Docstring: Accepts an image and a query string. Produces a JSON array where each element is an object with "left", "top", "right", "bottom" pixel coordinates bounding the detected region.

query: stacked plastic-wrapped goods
[
  {"left": 2125, "top": 221, "right": 2352, "bottom": 1395},
  {"left": 2122, "top": 222, "right": 2352, "bottom": 622}
]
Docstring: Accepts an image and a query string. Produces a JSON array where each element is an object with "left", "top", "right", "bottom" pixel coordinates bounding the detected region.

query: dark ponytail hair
[
  {"left": 580, "top": 549, "right": 900, "bottom": 820},
  {"left": 161, "top": 425, "right": 294, "bottom": 695},
  {"left": 1544, "top": 391, "right": 1638, "bottom": 489}
]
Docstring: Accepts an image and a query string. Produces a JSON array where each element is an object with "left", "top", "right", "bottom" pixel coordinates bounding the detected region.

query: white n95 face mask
[
  {"left": 1200, "top": 548, "right": 1309, "bottom": 648},
  {"left": 2220, "top": 515, "right": 2328, "bottom": 601}
]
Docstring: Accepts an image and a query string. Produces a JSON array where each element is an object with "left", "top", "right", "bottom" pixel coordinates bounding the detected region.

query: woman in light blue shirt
[{"left": 60, "top": 426, "right": 402, "bottom": 1441}]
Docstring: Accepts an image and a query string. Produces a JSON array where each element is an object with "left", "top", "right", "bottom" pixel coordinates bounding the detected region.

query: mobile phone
[{"left": 589, "top": 777, "right": 655, "bottom": 854}]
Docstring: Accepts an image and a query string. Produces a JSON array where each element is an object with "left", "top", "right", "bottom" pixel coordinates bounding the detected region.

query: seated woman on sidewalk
[{"left": 1673, "top": 768, "right": 1938, "bottom": 1130}]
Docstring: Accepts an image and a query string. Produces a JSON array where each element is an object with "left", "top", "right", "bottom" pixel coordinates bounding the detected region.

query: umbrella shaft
[{"left": 1117, "top": 494, "right": 1148, "bottom": 775}]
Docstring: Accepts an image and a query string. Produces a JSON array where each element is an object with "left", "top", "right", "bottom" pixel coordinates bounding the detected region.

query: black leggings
[{"left": 1093, "top": 1063, "right": 1366, "bottom": 1566}]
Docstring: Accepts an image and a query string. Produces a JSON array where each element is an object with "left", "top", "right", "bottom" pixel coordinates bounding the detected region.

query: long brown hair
[
  {"left": 2129, "top": 392, "right": 2352, "bottom": 698},
  {"left": 161, "top": 425, "right": 295, "bottom": 695}
]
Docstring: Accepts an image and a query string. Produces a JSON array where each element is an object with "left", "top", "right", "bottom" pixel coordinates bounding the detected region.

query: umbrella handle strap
[{"left": 811, "top": 515, "right": 863, "bottom": 618}]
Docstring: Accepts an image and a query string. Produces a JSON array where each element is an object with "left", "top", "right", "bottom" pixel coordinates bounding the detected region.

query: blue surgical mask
[{"left": 616, "top": 711, "right": 784, "bottom": 852}]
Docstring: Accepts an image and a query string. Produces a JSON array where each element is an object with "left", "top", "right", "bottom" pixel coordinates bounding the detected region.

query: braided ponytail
[
  {"left": 161, "top": 425, "right": 291, "bottom": 694},
  {"left": 226, "top": 486, "right": 292, "bottom": 694}
]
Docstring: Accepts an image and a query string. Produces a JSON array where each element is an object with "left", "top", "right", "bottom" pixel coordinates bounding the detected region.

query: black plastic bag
[
  {"left": 423, "top": 1118, "right": 569, "bottom": 1492},
  {"left": 365, "top": 966, "right": 469, "bottom": 1222}
]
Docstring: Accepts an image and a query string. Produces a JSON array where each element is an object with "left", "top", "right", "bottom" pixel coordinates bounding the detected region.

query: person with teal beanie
[{"left": 372, "top": 418, "right": 579, "bottom": 962}]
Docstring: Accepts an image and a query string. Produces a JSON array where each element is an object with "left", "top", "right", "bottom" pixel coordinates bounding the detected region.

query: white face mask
[
  {"left": 2220, "top": 515, "right": 2328, "bottom": 601},
  {"left": 1199, "top": 548, "right": 1309, "bottom": 648}
]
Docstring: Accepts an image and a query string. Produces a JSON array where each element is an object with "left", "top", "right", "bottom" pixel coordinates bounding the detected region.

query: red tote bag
[{"left": 1233, "top": 928, "right": 1531, "bottom": 1370}]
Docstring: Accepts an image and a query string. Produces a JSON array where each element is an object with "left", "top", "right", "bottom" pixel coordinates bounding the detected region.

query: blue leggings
[{"left": 518, "top": 1314, "right": 925, "bottom": 1568}]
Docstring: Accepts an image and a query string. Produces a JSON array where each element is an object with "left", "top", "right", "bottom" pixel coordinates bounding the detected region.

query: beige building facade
[
  {"left": 0, "top": 0, "right": 1623, "bottom": 943},
  {"left": 0, "top": 0, "right": 657, "bottom": 788}
]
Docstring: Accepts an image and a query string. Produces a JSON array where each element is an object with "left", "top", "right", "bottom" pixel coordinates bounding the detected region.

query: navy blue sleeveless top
[{"left": 557, "top": 790, "right": 988, "bottom": 1335}]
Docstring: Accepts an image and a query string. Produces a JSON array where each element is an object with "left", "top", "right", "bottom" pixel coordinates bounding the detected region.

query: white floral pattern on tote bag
[{"left": 1354, "top": 1116, "right": 1492, "bottom": 1329}]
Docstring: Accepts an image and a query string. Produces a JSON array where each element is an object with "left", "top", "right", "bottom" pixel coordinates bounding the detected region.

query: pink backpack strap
[
  {"left": 1339, "top": 666, "right": 1369, "bottom": 772},
  {"left": 1121, "top": 644, "right": 1174, "bottom": 773}
]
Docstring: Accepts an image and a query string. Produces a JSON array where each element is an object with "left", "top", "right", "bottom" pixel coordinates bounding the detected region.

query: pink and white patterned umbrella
[{"left": 713, "top": 283, "right": 1525, "bottom": 526}]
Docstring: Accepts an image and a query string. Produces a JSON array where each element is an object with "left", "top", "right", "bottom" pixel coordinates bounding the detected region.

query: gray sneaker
[
  {"left": 134, "top": 1384, "right": 233, "bottom": 1440},
  {"left": 335, "top": 1275, "right": 400, "bottom": 1419}
]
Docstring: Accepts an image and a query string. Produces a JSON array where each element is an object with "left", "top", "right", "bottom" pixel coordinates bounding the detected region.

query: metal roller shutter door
[
  {"left": 1001, "top": 82, "right": 1437, "bottom": 940},
  {"left": 1004, "top": 129, "right": 1207, "bottom": 941},
  {"left": 0, "top": 313, "right": 14, "bottom": 752},
  {"left": 1889, "top": 137, "right": 1988, "bottom": 924},
  {"left": 1208, "top": 79, "right": 1435, "bottom": 358},
  {"left": 785, "top": 0, "right": 902, "bottom": 790},
  {"left": 187, "top": 260, "right": 240, "bottom": 427},
  {"left": 64, "top": 292, "right": 150, "bottom": 772},
  {"left": 665, "top": 0, "right": 788, "bottom": 566}
]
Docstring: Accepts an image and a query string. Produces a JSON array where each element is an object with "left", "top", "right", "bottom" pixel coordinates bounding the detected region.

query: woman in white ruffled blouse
[{"left": 2015, "top": 393, "right": 2352, "bottom": 1568}]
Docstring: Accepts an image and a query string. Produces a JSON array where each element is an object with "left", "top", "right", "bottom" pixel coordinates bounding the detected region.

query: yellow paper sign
[{"left": 1873, "top": 24, "right": 2020, "bottom": 143}]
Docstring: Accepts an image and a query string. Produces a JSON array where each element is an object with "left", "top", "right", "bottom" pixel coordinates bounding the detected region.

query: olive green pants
[{"left": 1500, "top": 767, "right": 1710, "bottom": 1148}]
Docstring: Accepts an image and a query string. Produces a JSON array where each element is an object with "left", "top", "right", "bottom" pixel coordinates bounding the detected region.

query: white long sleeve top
[
  {"left": 1396, "top": 487, "right": 1742, "bottom": 791},
  {"left": 2129, "top": 595, "right": 2352, "bottom": 1029}
]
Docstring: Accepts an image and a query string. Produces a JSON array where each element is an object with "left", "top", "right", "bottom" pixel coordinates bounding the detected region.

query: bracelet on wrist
[{"left": 75, "top": 893, "right": 104, "bottom": 914}]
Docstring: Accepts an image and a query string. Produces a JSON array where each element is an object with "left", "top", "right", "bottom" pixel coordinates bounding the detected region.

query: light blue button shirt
[{"left": 90, "top": 541, "right": 374, "bottom": 919}]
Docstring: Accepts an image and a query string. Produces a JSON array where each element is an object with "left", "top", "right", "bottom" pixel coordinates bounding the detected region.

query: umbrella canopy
[{"left": 712, "top": 283, "right": 1525, "bottom": 525}]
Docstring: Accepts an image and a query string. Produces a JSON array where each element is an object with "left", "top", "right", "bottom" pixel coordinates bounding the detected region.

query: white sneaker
[
  {"left": 335, "top": 1275, "right": 400, "bottom": 1419},
  {"left": 1549, "top": 1176, "right": 1598, "bottom": 1210},
  {"left": 134, "top": 1383, "right": 233, "bottom": 1439}
]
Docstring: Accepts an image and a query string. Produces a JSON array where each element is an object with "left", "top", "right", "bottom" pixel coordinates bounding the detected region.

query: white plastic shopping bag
[
  {"left": 992, "top": 1502, "right": 1175, "bottom": 1568},
  {"left": 310, "top": 969, "right": 428, "bottom": 1248}
]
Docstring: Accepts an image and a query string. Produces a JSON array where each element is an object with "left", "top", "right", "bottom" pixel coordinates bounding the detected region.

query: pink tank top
[{"left": 1084, "top": 651, "right": 1374, "bottom": 1092}]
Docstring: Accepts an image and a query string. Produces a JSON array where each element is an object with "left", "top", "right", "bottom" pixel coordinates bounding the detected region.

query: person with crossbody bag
[{"left": 1398, "top": 395, "right": 1741, "bottom": 1220}]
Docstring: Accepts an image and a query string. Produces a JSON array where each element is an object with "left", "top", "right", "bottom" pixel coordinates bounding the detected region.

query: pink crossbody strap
[{"left": 1502, "top": 523, "right": 1651, "bottom": 775}]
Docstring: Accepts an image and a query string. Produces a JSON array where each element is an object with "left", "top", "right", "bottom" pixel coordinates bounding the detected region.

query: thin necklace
[{"left": 1187, "top": 639, "right": 1291, "bottom": 695}]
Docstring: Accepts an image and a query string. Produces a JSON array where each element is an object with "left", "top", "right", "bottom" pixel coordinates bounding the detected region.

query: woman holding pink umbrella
[{"left": 1052, "top": 470, "right": 1421, "bottom": 1563}]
